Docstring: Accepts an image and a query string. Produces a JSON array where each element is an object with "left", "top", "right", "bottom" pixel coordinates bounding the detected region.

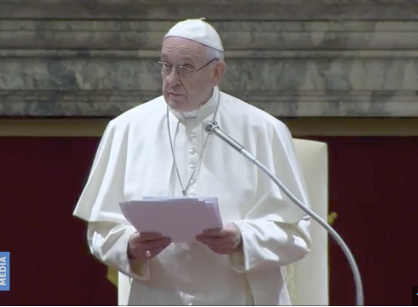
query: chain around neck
[{"left": 166, "top": 92, "right": 221, "bottom": 196}]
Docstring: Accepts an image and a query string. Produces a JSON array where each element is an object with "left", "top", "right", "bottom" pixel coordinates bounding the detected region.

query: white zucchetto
[{"left": 164, "top": 18, "right": 224, "bottom": 52}]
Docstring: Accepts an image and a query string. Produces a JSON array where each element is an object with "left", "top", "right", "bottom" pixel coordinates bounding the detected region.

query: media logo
[
  {"left": 413, "top": 286, "right": 418, "bottom": 306},
  {"left": 0, "top": 252, "right": 9, "bottom": 291}
]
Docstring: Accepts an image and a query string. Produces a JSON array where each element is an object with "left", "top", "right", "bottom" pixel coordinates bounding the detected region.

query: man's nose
[{"left": 166, "top": 67, "right": 181, "bottom": 85}]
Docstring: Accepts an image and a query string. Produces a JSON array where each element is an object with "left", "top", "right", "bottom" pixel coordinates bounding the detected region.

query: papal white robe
[{"left": 73, "top": 86, "right": 312, "bottom": 305}]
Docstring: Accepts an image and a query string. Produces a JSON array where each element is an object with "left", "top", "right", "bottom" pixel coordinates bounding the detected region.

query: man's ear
[{"left": 213, "top": 61, "right": 227, "bottom": 85}]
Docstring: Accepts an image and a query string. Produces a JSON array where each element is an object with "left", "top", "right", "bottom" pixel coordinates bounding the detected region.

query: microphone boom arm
[{"left": 205, "top": 120, "right": 364, "bottom": 306}]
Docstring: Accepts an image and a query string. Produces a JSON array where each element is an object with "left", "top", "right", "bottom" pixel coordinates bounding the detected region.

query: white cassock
[{"left": 73, "top": 86, "right": 312, "bottom": 305}]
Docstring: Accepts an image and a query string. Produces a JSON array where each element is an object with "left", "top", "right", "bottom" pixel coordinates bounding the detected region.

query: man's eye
[
  {"left": 162, "top": 63, "right": 171, "bottom": 69},
  {"left": 180, "top": 66, "right": 193, "bottom": 71}
]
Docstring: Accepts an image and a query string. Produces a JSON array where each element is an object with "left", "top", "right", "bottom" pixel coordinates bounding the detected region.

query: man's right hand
[{"left": 127, "top": 232, "right": 171, "bottom": 261}]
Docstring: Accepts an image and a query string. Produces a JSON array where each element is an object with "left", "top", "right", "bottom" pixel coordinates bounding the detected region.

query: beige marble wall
[{"left": 0, "top": 0, "right": 418, "bottom": 117}]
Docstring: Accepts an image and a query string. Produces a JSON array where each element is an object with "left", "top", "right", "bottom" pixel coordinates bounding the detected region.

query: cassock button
[
  {"left": 188, "top": 304, "right": 193, "bottom": 306},
  {"left": 189, "top": 134, "right": 196, "bottom": 140},
  {"left": 190, "top": 164, "right": 196, "bottom": 170},
  {"left": 189, "top": 148, "right": 196, "bottom": 155},
  {"left": 190, "top": 179, "right": 196, "bottom": 185}
]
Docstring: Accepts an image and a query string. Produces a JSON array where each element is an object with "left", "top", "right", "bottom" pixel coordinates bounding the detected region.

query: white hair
[{"left": 206, "top": 46, "right": 225, "bottom": 61}]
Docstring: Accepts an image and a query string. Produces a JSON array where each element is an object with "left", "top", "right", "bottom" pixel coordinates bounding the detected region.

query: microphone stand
[{"left": 205, "top": 120, "right": 364, "bottom": 306}]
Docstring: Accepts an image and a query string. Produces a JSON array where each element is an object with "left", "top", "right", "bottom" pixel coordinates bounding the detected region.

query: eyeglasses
[{"left": 156, "top": 58, "right": 218, "bottom": 79}]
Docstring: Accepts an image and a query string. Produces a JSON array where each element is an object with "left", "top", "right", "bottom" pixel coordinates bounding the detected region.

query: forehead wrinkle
[{"left": 162, "top": 37, "right": 208, "bottom": 65}]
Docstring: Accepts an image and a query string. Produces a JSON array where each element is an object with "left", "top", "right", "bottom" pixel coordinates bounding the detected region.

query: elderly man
[{"left": 73, "top": 19, "right": 311, "bottom": 305}]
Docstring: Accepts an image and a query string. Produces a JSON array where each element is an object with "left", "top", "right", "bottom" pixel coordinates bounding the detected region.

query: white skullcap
[{"left": 164, "top": 18, "right": 224, "bottom": 52}]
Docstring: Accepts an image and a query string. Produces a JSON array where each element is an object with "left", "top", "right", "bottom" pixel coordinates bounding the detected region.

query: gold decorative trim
[
  {"left": 284, "top": 118, "right": 418, "bottom": 136},
  {"left": 1, "top": 118, "right": 418, "bottom": 137}
]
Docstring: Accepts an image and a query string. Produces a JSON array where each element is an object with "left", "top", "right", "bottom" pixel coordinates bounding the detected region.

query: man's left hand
[{"left": 196, "top": 223, "right": 242, "bottom": 255}]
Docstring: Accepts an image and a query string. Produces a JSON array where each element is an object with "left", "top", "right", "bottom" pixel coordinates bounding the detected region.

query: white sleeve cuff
[
  {"left": 118, "top": 227, "right": 150, "bottom": 280},
  {"left": 229, "top": 247, "right": 246, "bottom": 273}
]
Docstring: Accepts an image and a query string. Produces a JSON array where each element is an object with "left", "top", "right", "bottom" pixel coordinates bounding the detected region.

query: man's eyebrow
[
  {"left": 180, "top": 55, "right": 195, "bottom": 62},
  {"left": 160, "top": 53, "right": 197, "bottom": 65}
]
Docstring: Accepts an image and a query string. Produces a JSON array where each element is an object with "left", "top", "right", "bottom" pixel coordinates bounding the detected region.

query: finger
[
  {"left": 196, "top": 235, "right": 229, "bottom": 246},
  {"left": 131, "top": 237, "right": 170, "bottom": 254},
  {"left": 140, "top": 237, "right": 171, "bottom": 250},
  {"left": 148, "top": 243, "right": 170, "bottom": 257},
  {"left": 201, "top": 228, "right": 225, "bottom": 237},
  {"left": 130, "top": 238, "right": 171, "bottom": 260},
  {"left": 142, "top": 239, "right": 172, "bottom": 259},
  {"left": 138, "top": 232, "right": 163, "bottom": 241}
]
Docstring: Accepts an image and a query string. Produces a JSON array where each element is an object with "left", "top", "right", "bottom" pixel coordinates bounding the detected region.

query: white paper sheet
[{"left": 119, "top": 197, "right": 223, "bottom": 243}]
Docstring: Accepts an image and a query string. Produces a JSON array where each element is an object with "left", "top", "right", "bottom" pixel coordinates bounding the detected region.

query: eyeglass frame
[{"left": 156, "top": 58, "right": 219, "bottom": 79}]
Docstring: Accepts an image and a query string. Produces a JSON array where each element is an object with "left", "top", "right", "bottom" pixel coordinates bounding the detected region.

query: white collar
[
  {"left": 182, "top": 109, "right": 198, "bottom": 118},
  {"left": 168, "top": 87, "right": 220, "bottom": 123}
]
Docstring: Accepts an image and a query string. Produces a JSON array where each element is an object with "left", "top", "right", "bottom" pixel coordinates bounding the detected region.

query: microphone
[{"left": 205, "top": 120, "right": 364, "bottom": 306}]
